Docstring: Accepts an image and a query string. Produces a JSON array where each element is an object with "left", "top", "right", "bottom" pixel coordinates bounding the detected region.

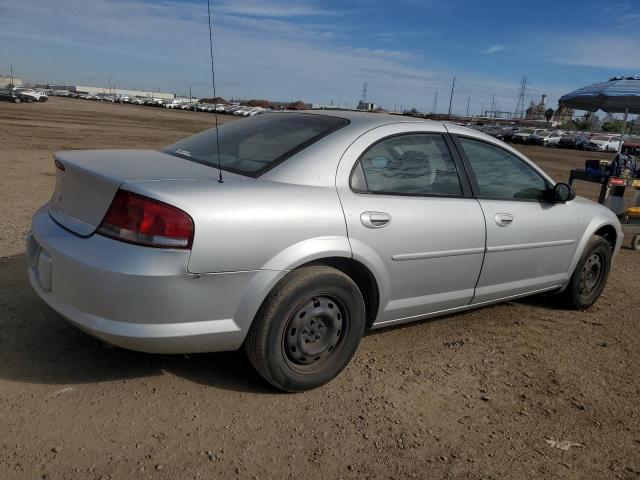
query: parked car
[
  {"left": 165, "top": 99, "right": 184, "bottom": 109},
  {"left": 482, "top": 126, "right": 508, "bottom": 140},
  {"left": 512, "top": 128, "right": 547, "bottom": 143},
  {"left": 558, "top": 134, "right": 581, "bottom": 148},
  {"left": 17, "top": 89, "right": 48, "bottom": 102},
  {"left": 0, "top": 87, "right": 28, "bottom": 103},
  {"left": 28, "top": 112, "right": 622, "bottom": 391},
  {"left": 622, "top": 136, "right": 640, "bottom": 155},
  {"left": 529, "top": 131, "right": 563, "bottom": 147},
  {"left": 502, "top": 127, "right": 520, "bottom": 142},
  {"left": 583, "top": 135, "right": 621, "bottom": 152}
]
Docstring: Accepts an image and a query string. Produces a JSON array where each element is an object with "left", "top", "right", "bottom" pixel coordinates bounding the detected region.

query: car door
[
  {"left": 451, "top": 133, "right": 580, "bottom": 303},
  {"left": 335, "top": 123, "right": 486, "bottom": 325}
]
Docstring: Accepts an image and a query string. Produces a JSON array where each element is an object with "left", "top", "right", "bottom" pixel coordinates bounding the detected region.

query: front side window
[
  {"left": 351, "top": 133, "right": 462, "bottom": 196},
  {"left": 458, "top": 137, "right": 548, "bottom": 200},
  {"left": 163, "top": 113, "right": 348, "bottom": 177}
]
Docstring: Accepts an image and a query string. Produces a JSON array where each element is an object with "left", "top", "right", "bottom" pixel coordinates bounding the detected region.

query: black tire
[
  {"left": 12, "top": 97, "right": 21, "bottom": 104},
  {"left": 632, "top": 234, "right": 640, "bottom": 251},
  {"left": 561, "top": 236, "right": 612, "bottom": 309},
  {"left": 245, "top": 266, "right": 366, "bottom": 392}
]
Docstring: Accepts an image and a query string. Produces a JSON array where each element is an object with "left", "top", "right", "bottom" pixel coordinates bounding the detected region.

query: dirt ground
[{"left": 1, "top": 97, "right": 639, "bottom": 480}]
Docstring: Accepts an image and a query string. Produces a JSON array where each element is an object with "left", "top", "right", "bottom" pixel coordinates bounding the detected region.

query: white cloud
[
  {"left": 544, "top": 35, "right": 640, "bottom": 70},
  {"left": 216, "top": 0, "right": 335, "bottom": 17},
  {"left": 482, "top": 45, "right": 506, "bottom": 55}
]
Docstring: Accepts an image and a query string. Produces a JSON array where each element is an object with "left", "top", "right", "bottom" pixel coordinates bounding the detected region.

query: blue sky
[{"left": 1, "top": 0, "right": 638, "bottom": 115}]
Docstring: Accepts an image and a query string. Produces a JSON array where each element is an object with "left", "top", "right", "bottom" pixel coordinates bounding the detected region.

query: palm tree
[{"left": 545, "top": 108, "right": 555, "bottom": 126}]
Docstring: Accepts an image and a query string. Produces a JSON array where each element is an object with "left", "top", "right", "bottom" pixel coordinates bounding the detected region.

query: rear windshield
[{"left": 162, "top": 113, "right": 348, "bottom": 177}]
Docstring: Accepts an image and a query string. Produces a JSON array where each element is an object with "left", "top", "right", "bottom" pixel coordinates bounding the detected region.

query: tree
[
  {"left": 287, "top": 101, "right": 307, "bottom": 110},
  {"left": 199, "top": 96, "right": 227, "bottom": 104},
  {"left": 246, "top": 99, "right": 270, "bottom": 108},
  {"left": 602, "top": 120, "right": 630, "bottom": 133},
  {"left": 544, "top": 108, "right": 555, "bottom": 125}
]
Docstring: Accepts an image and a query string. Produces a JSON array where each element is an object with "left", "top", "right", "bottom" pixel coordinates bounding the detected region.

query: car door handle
[
  {"left": 494, "top": 213, "right": 514, "bottom": 227},
  {"left": 361, "top": 211, "right": 391, "bottom": 228}
]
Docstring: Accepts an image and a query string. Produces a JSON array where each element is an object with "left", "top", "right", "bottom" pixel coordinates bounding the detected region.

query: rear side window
[
  {"left": 458, "top": 137, "right": 547, "bottom": 200},
  {"left": 351, "top": 133, "right": 462, "bottom": 196},
  {"left": 163, "top": 113, "right": 348, "bottom": 177}
]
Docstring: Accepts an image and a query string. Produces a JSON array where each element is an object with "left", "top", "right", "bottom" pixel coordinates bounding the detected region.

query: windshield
[
  {"left": 518, "top": 129, "right": 534, "bottom": 134},
  {"left": 163, "top": 113, "right": 349, "bottom": 177},
  {"left": 592, "top": 135, "right": 612, "bottom": 141}
]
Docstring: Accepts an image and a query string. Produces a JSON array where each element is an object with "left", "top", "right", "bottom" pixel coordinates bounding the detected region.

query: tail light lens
[{"left": 97, "top": 190, "right": 194, "bottom": 249}]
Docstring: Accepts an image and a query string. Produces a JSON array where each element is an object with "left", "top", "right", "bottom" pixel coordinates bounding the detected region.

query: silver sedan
[{"left": 28, "top": 112, "right": 622, "bottom": 391}]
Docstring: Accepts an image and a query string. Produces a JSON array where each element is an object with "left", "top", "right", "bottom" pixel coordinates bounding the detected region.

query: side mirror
[{"left": 553, "top": 182, "right": 575, "bottom": 203}]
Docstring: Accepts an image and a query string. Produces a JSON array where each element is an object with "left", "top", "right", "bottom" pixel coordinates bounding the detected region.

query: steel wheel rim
[
  {"left": 283, "top": 295, "right": 347, "bottom": 372},
  {"left": 579, "top": 252, "right": 604, "bottom": 297}
]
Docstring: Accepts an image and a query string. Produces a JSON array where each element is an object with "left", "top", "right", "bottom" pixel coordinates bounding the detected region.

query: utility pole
[
  {"left": 10, "top": 64, "right": 14, "bottom": 87},
  {"left": 447, "top": 76, "right": 456, "bottom": 119},
  {"left": 466, "top": 96, "right": 470, "bottom": 117},
  {"left": 189, "top": 85, "right": 192, "bottom": 102},
  {"left": 490, "top": 94, "right": 495, "bottom": 118},
  {"left": 432, "top": 91, "right": 438, "bottom": 114}
]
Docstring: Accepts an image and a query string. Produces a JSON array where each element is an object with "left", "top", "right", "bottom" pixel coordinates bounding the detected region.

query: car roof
[{"left": 293, "top": 110, "right": 442, "bottom": 131}]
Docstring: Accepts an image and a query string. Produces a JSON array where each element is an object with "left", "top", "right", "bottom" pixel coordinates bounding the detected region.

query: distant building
[
  {"left": 553, "top": 105, "right": 574, "bottom": 125},
  {"left": 46, "top": 85, "right": 175, "bottom": 100},
  {"left": 74, "top": 85, "right": 175, "bottom": 100},
  {"left": 525, "top": 94, "right": 547, "bottom": 120},
  {"left": 357, "top": 101, "right": 377, "bottom": 111},
  {"left": 0, "top": 75, "right": 23, "bottom": 87}
]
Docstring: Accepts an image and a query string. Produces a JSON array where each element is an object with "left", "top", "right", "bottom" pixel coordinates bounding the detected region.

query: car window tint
[
  {"left": 354, "top": 134, "right": 462, "bottom": 196},
  {"left": 163, "top": 113, "right": 348, "bottom": 176},
  {"left": 458, "top": 137, "right": 547, "bottom": 200}
]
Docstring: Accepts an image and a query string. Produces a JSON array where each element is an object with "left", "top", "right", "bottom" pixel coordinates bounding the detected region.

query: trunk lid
[{"left": 49, "top": 149, "right": 227, "bottom": 236}]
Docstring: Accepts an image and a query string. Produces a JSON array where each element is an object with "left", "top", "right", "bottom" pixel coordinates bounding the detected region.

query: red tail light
[{"left": 98, "top": 190, "right": 194, "bottom": 249}]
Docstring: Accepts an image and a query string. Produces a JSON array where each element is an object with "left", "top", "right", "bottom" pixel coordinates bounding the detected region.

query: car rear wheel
[
  {"left": 245, "top": 266, "right": 366, "bottom": 392},
  {"left": 561, "top": 236, "right": 612, "bottom": 309}
]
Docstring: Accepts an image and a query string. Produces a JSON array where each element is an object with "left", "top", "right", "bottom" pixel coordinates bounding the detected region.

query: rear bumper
[{"left": 27, "top": 206, "right": 257, "bottom": 353}]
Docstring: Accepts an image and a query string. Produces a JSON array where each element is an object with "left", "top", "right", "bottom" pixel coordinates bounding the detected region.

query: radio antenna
[{"left": 207, "top": 0, "right": 223, "bottom": 183}]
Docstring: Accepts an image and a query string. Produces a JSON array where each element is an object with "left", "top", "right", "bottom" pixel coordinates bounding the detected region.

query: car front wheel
[
  {"left": 245, "top": 266, "right": 366, "bottom": 392},
  {"left": 561, "top": 236, "right": 612, "bottom": 309}
]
